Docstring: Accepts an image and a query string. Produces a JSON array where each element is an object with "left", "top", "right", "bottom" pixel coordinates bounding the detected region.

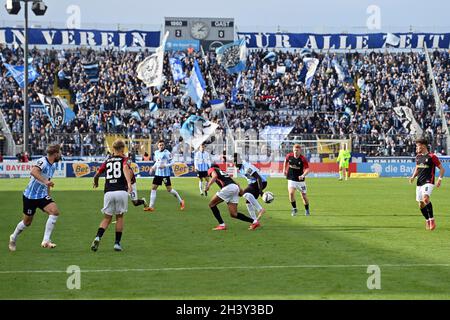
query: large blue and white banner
[
  {"left": 3, "top": 63, "right": 39, "bottom": 88},
  {"left": 238, "top": 32, "right": 450, "bottom": 49},
  {"left": 0, "top": 28, "right": 160, "bottom": 48}
]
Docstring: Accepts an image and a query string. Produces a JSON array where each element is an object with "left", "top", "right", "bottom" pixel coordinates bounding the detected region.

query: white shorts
[
  {"left": 216, "top": 184, "right": 240, "bottom": 204},
  {"left": 129, "top": 183, "right": 138, "bottom": 201},
  {"left": 102, "top": 190, "right": 129, "bottom": 215},
  {"left": 416, "top": 183, "right": 434, "bottom": 202},
  {"left": 288, "top": 180, "right": 307, "bottom": 194}
]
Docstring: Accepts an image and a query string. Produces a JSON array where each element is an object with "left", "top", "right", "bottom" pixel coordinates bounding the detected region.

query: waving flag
[
  {"left": 169, "top": 57, "right": 186, "bottom": 82},
  {"left": 332, "top": 88, "right": 346, "bottom": 109},
  {"left": 393, "top": 106, "right": 423, "bottom": 136},
  {"left": 37, "top": 94, "right": 76, "bottom": 129},
  {"left": 386, "top": 33, "right": 400, "bottom": 47},
  {"left": 4, "top": 63, "right": 40, "bottom": 88},
  {"left": 332, "top": 59, "right": 352, "bottom": 83},
  {"left": 186, "top": 60, "right": 206, "bottom": 108},
  {"left": 82, "top": 63, "right": 99, "bottom": 82},
  {"left": 149, "top": 102, "right": 159, "bottom": 113},
  {"left": 210, "top": 99, "right": 225, "bottom": 114},
  {"left": 137, "top": 31, "right": 169, "bottom": 87},
  {"left": 231, "top": 73, "right": 242, "bottom": 104},
  {"left": 298, "top": 57, "right": 319, "bottom": 89},
  {"left": 216, "top": 39, "right": 247, "bottom": 74},
  {"left": 180, "top": 115, "right": 218, "bottom": 150}
]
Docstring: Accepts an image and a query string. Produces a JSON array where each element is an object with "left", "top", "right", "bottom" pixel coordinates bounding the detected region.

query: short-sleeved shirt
[
  {"left": 23, "top": 157, "right": 57, "bottom": 199},
  {"left": 416, "top": 153, "right": 441, "bottom": 186},
  {"left": 153, "top": 150, "right": 173, "bottom": 177},
  {"left": 207, "top": 167, "right": 236, "bottom": 189},
  {"left": 97, "top": 156, "right": 129, "bottom": 193},
  {"left": 194, "top": 151, "right": 211, "bottom": 172},
  {"left": 239, "top": 161, "right": 267, "bottom": 184},
  {"left": 285, "top": 153, "right": 309, "bottom": 182}
]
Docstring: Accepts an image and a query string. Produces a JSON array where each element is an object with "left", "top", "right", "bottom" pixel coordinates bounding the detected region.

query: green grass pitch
[{"left": 1, "top": 177, "right": 450, "bottom": 299}]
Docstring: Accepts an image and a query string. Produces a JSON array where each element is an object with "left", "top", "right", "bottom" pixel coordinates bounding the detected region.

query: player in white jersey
[
  {"left": 8, "top": 145, "right": 62, "bottom": 251},
  {"left": 144, "top": 140, "right": 185, "bottom": 212},
  {"left": 234, "top": 153, "right": 267, "bottom": 230},
  {"left": 194, "top": 143, "right": 211, "bottom": 196}
]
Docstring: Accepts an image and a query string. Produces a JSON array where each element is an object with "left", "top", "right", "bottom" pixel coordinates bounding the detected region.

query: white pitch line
[{"left": 2, "top": 263, "right": 450, "bottom": 274}]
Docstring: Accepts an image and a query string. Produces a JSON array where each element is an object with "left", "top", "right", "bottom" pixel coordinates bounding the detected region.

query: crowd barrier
[{"left": 1, "top": 160, "right": 449, "bottom": 178}]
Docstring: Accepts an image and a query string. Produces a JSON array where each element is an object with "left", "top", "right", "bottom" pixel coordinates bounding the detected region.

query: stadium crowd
[{"left": 0, "top": 43, "right": 449, "bottom": 157}]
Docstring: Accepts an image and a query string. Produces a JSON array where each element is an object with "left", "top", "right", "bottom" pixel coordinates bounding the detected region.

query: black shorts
[
  {"left": 243, "top": 181, "right": 268, "bottom": 199},
  {"left": 153, "top": 176, "right": 172, "bottom": 186},
  {"left": 23, "top": 195, "right": 54, "bottom": 216},
  {"left": 197, "top": 171, "right": 208, "bottom": 178}
]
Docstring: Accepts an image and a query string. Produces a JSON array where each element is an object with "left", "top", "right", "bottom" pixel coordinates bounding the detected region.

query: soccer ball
[{"left": 262, "top": 191, "right": 274, "bottom": 204}]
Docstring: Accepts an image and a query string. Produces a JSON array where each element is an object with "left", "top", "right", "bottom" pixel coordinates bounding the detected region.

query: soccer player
[
  {"left": 91, "top": 139, "right": 132, "bottom": 252},
  {"left": 144, "top": 140, "right": 185, "bottom": 212},
  {"left": 336, "top": 144, "right": 351, "bottom": 181},
  {"left": 204, "top": 164, "right": 255, "bottom": 230},
  {"left": 409, "top": 138, "right": 445, "bottom": 231},
  {"left": 284, "top": 144, "right": 311, "bottom": 216},
  {"left": 194, "top": 143, "right": 211, "bottom": 196},
  {"left": 8, "top": 144, "right": 62, "bottom": 251},
  {"left": 234, "top": 153, "right": 266, "bottom": 230}
]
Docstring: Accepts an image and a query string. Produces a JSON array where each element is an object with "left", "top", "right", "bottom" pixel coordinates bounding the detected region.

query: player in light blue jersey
[
  {"left": 8, "top": 145, "right": 62, "bottom": 251},
  {"left": 234, "top": 153, "right": 267, "bottom": 230},
  {"left": 144, "top": 140, "right": 185, "bottom": 212},
  {"left": 194, "top": 143, "right": 211, "bottom": 196}
]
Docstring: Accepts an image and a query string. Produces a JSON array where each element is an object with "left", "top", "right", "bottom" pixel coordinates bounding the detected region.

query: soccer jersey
[
  {"left": 207, "top": 167, "right": 236, "bottom": 188},
  {"left": 23, "top": 157, "right": 57, "bottom": 199},
  {"left": 153, "top": 149, "right": 174, "bottom": 177},
  {"left": 337, "top": 150, "right": 351, "bottom": 164},
  {"left": 97, "top": 156, "right": 129, "bottom": 193},
  {"left": 285, "top": 153, "right": 309, "bottom": 182},
  {"left": 194, "top": 151, "right": 211, "bottom": 172},
  {"left": 416, "top": 153, "right": 441, "bottom": 186},
  {"left": 239, "top": 161, "right": 267, "bottom": 184}
]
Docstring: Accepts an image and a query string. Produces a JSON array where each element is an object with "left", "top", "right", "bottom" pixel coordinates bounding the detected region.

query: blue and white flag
[
  {"left": 137, "top": 31, "right": 169, "bottom": 87},
  {"left": 149, "top": 102, "right": 159, "bottom": 113},
  {"left": 263, "top": 51, "right": 277, "bottom": 63},
  {"left": 82, "top": 63, "right": 99, "bottom": 82},
  {"left": 231, "top": 73, "right": 242, "bottom": 104},
  {"left": 386, "top": 33, "right": 400, "bottom": 47},
  {"left": 332, "top": 88, "right": 346, "bottom": 109},
  {"left": 110, "top": 115, "right": 122, "bottom": 127},
  {"left": 186, "top": 60, "right": 206, "bottom": 109},
  {"left": 298, "top": 57, "right": 319, "bottom": 89},
  {"left": 216, "top": 39, "right": 247, "bottom": 74},
  {"left": 180, "top": 115, "right": 219, "bottom": 150},
  {"left": 37, "top": 94, "right": 76, "bottom": 129},
  {"left": 4, "top": 63, "right": 40, "bottom": 88},
  {"left": 210, "top": 99, "right": 225, "bottom": 114},
  {"left": 169, "top": 57, "right": 186, "bottom": 82},
  {"left": 332, "top": 59, "right": 352, "bottom": 83},
  {"left": 131, "top": 111, "right": 142, "bottom": 121}
]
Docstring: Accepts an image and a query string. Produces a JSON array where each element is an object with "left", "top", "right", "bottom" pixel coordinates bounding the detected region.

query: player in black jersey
[
  {"left": 409, "top": 138, "right": 445, "bottom": 231},
  {"left": 204, "top": 164, "right": 254, "bottom": 231},
  {"left": 91, "top": 139, "right": 132, "bottom": 251},
  {"left": 283, "top": 144, "right": 310, "bottom": 216}
]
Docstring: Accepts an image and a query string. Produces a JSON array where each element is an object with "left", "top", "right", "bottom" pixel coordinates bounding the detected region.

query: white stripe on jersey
[
  {"left": 153, "top": 150, "right": 173, "bottom": 177},
  {"left": 194, "top": 151, "right": 211, "bottom": 172},
  {"left": 23, "top": 157, "right": 56, "bottom": 199}
]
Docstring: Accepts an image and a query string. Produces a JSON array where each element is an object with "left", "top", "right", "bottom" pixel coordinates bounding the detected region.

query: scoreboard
[{"left": 164, "top": 17, "right": 234, "bottom": 51}]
